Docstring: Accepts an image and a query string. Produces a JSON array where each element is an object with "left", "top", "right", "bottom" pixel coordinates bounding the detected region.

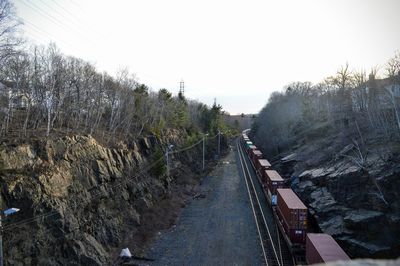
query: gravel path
[{"left": 144, "top": 147, "right": 264, "bottom": 265}]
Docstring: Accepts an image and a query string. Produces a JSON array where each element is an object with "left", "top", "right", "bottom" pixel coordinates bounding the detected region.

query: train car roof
[
  {"left": 265, "top": 170, "right": 284, "bottom": 181},
  {"left": 252, "top": 150, "right": 262, "bottom": 155},
  {"left": 307, "top": 233, "right": 350, "bottom": 262},
  {"left": 277, "top": 188, "right": 307, "bottom": 210},
  {"left": 258, "top": 159, "right": 271, "bottom": 167}
]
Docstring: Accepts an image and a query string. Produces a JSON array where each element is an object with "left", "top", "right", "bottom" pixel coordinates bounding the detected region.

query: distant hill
[{"left": 223, "top": 113, "right": 256, "bottom": 132}]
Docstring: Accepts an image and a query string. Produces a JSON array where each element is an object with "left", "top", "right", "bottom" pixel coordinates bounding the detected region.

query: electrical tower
[{"left": 179, "top": 80, "right": 185, "bottom": 96}]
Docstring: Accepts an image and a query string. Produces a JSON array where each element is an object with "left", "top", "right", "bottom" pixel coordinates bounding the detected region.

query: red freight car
[
  {"left": 306, "top": 234, "right": 350, "bottom": 265},
  {"left": 247, "top": 145, "right": 257, "bottom": 155},
  {"left": 250, "top": 149, "right": 262, "bottom": 166},
  {"left": 256, "top": 159, "right": 271, "bottom": 180},
  {"left": 276, "top": 188, "right": 307, "bottom": 245},
  {"left": 264, "top": 170, "right": 284, "bottom": 205}
]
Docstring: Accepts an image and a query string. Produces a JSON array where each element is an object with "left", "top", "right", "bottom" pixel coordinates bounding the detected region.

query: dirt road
[{"left": 145, "top": 146, "right": 264, "bottom": 265}]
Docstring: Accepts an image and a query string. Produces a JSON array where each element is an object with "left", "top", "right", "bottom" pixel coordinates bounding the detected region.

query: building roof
[{"left": 277, "top": 188, "right": 307, "bottom": 209}]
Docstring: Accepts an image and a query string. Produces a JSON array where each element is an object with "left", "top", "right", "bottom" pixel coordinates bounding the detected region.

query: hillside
[
  {"left": 0, "top": 130, "right": 228, "bottom": 265},
  {"left": 223, "top": 113, "right": 255, "bottom": 132},
  {"left": 266, "top": 124, "right": 400, "bottom": 258},
  {"left": 0, "top": 22, "right": 236, "bottom": 264},
  {"left": 251, "top": 70, "right": 400, "bottom": 259}
]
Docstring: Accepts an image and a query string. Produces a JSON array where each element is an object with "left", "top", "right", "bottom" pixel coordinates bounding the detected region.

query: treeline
[
  {"left": 252, "top": 53, "right": 400, "bottom": 156},
  {"left": 0, "top": 1, "right": 229, "bottom": 144}
]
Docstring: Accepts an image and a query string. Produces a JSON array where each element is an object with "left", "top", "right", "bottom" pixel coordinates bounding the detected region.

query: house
[
  {"left": 0, "top": 81, "right": 30, "bottom": 110},
  {"left": 12, "top": 93, "right": 29, "bottom": 109}
]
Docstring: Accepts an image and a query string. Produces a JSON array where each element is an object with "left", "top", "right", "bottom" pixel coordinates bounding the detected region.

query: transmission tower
[{"left": 179, "top": 80, "right": 185, "bottom": 96}]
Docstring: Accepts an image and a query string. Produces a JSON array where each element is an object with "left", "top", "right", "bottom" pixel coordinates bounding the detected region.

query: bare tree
[
  {"left": 383, "top": 52, "right": 400, "bottom": 133},
  {"left": 0, "top": 0, "right": 23, "bottom": 64},
  {"left": 386, "top": 50, "right": 400, "bottom": 78}
]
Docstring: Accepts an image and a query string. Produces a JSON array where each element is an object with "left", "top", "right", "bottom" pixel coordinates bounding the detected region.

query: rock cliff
[
  {"left": 270, "top": 135, "right": 400, "bottom": 259},
  {"left": 0, "top": 132, "right": 222, "bottom": 265}
]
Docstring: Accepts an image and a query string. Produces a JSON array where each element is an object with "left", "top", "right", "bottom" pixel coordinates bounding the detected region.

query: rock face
[
  {"left": 273, "top": 141, "right": 400, "bottom": 259},
  {"left": 0, "top": 132, "right": 212, "bottom": 265}
]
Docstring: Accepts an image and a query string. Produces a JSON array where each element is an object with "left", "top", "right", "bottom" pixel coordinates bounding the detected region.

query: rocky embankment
[
  {"left": 270, "top": 136, "right": 400, "bottom": 259},
  {"left": 0, "top": 132, "right": 224, "bottom": 265}
]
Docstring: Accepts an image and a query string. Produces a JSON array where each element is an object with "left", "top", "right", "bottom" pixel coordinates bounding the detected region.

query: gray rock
[
  {"left": 344, "top": 209, "right": 384, "bottom": 227},
  {"left": 0, "top": 133, "right": 206, "bottom": 265}
]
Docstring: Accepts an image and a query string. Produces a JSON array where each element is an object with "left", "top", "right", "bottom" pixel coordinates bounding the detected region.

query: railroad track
[{"left": 236, "top": 138, "right": 294, "bottom": 266}]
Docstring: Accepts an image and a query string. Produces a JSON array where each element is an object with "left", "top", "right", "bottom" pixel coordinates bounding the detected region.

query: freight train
[{"left": 241, "top": 133, "right": 350, "bottom": 265}]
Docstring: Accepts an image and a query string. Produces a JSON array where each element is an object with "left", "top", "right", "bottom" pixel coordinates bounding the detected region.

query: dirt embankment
[{"left": 0, "top": 132, "right": 228, "bottom": 265}]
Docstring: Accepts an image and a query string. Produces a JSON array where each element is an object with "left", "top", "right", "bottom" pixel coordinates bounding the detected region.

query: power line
[
  {"left": 50, "top": 0, "right": 108, "bottom": 40},
  {"left": 22, "top": 19, "right": 79, "bottom": 51},
  {"left": 2, "top": 156, "right": 162, "bottom": 231},
  {"left": 3, "top": 211, "right": 59, "bottom": 231},
  {"left": 17, "top": 0, "right": 97, "bottom": 47},
  {"left": 37, "top": 0, "right": 89, "bottom": 33},
  {"left": 38, "top": 0, "right": 108, "bottom": 42}
]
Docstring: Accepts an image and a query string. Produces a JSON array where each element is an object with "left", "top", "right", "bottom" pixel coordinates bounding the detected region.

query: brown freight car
[
  {"left": 256, "top": 159, "right": 271, "bottom": 180},
  {"left": 276, "top": 188, "right": 307, "bottom": 244},
  {"left": 306, "top": 233, "right": 350, "bottom": 265},
  {"left": 264, "top": 170, "right": 284, "bottom": 205},
  {"left": 250, "top": 149, "right": 262, "bottom": 166},
  {"left": 247, "top": 144, "right": 257, "bottom": 155}
]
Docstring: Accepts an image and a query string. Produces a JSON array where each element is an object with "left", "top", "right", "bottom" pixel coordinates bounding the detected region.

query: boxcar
[
  {"left": 250, "top": 149, "right": 262, "bottom": 165},
  {"left": 264, "top": 170, "right": 284, "bottom": 205},
  {"left": 256, "top": 159, "right": 271, "bottom": 179},
  {"left": 276, "top": 188, "right": 307, "bottom": 245},
  {"left": 306, "top": 233, "right": 350, "bottom": 265},
  {"left": 247, "top": 144, "right": 257, "bottom": 155}
]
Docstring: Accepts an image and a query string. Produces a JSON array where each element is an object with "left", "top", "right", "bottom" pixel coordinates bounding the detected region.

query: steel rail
[
  {"left": 237, "top": 138, "right": 282, "bottom": 266},
  {"left": 236, "top": 139, "right": 269, "bottom": 265}
]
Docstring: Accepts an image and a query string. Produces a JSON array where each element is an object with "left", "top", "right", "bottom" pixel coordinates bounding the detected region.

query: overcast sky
[{"left": 14, "top": 0, "right": 400, "bottom": 114}]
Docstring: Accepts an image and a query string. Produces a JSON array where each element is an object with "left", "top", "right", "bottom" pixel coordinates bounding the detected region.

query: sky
[{"left": 13, "top": 0, "right": 400, "bottom": 114}]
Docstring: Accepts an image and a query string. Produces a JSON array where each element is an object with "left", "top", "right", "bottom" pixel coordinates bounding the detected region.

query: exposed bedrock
[
  {"left": 0, "top": 132, "right": 223, "bottom": 265},
  {"left": 276, "top": 151, "right": 400, "bottom": 259}
]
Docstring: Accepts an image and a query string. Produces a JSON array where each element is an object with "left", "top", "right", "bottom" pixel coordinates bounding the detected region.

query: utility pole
[
  {"left": 165, "top": 144, "right": 174, "bottom": 177},
  {"left": 202, "top": 134, "right": 208, "bottom": 171},
  {"left": 218, "top": 129, "right": 221, "bottom": 158},
  {"left": 165, "top": 147, "right": 169, "bottom": 177}
]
